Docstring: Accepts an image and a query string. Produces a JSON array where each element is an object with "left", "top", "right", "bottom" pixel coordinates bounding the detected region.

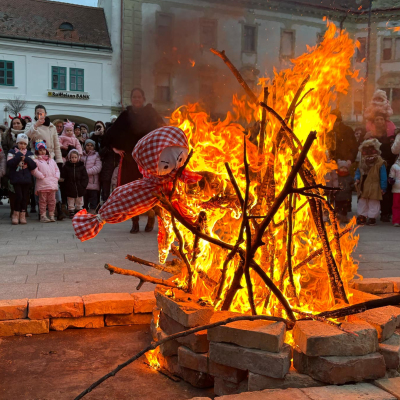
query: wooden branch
[
  {"left": 126, "top": 255, "right": 181, "bottom": 275},
  {"left": 287, "top": 193, "right": 296, "bottom": 293},
  {"left": 191, "top": 211, "right": 207, "bottom": 264},
  {"left": 258, "top": 86, "right": 269, "bottom": 155},
  {"left": 285, "top": 75, "right": 310, "bottom": 123},
  {"left": 104, "top": 264, "right": 179, "bottom": 290},
  {"left": 296, "top": 88, "right": 315, "bottom": 108},
  {"left": 73, "top": 314, "right": 294, "bottom": 400}
]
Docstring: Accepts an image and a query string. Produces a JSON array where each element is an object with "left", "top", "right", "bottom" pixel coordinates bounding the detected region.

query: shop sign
[{"left": 48, "top": 91, "right": 90, "bottom": 100}]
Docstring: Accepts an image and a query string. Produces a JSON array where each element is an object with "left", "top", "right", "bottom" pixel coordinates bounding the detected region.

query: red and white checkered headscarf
[{"left": 72, "top": 126, "right": 202, "bottom": 242}]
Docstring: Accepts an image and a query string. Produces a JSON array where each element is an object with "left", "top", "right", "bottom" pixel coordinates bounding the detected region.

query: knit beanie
[
  {"left": 364, "top": 89, "right": 393, "bottom": 121},
  {"left": 67, "top": 149, "right": 80, "bottom": 160},
  {"left": 337, "top": 159, "right": 351, "bottom": 170},
  {"left": 63, "top": 121, "right": 75, "bottom": 136},
  {"left": 16, "top": 133, "right": 29, "bottom": 144},
  {"left": 34, "top": 140, "right": 49, "bottom": 155},
  {"left": 85, "top": 139, "right": 96, "bottom": 147},
  {"left": 80, "top": 123, "right": 88, "bottom": 131}
]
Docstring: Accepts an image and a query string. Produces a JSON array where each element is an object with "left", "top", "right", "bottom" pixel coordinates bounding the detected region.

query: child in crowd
[
  {"left": 59, "top": 121, "right": 82, "bottom": 162},
  {"left": 61, "top": 149, "right": 88, "bottom": 218},
  {"left": 355, "top": 139, "right": 387, "bottom": 226},
  {"left": 31, "top": 140, "right": 60, "bottom": 223},
  {"left": 335, "top": 160, "right": 354, "bottom": 223},
  {"left": 389, "top": 156, "right": 400, "bottom": 227},
  {"left": 81, "top": 139, "right": 102, "bottom": 213},
  {"left": 6, "top": 134, "right": 37, "bottom": 224},
  {"left": 80, "top": 124, "right": 89, "bottom": 142}
]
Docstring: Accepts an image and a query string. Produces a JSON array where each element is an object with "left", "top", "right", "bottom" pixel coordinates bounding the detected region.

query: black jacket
[
  {"left": 61, "top": 161, "right": 89, "bottom": 198},
  {"left": 102, "top": 104, "right": 165, "bottom": 185},
  {"left": 7, "top": 149, "right": 36, "bottom": 185},
  {"left": 326, "top": 122, "right": 358, "bottom": 163}
]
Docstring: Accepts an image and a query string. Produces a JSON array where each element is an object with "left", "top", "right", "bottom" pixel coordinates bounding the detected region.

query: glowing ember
[
  {"left": 145, "top": 348, "right": 160, "bottom": 370},
  {"left": 189, "top": 59, "right": 196, "bottom": 67},
  {"left": 157, "top": 21, "right": 360, "bottom": 319}
]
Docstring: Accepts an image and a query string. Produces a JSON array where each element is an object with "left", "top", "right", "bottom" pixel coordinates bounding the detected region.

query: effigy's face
[
  {"left": 157, "top": 146, "right": 188, "bottom": 176},
  {"left": 362, "top": 145, "right": 379, "bottom": 166}
]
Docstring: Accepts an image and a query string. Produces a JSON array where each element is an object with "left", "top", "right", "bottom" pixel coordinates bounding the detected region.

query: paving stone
[
  {"left": 157, "top": 329, "right": 180, "bottom": 356},
  {"left": 374, "top": 377, "right": 400, "bottom": 399},
  {"left": 0, "top": 283, "right": 38, "bottom": 301},
  {"left": 293, "top": 320, "right": 378, "bottom": 356},
  {"left": 104, "top": 313, "right": 152, "bottom": 326},
  {"left": 348, "top": 306, "right": 398, "bottom": 342},
  {"left": 216, "top": 388, "right": 310, "bottom": 400},
  {"left": 293, "top": 348, "right": 386, "bottom": 384},
  {"left": 159, "top": 311, "right": 209, "bottom": 353},
  {"left": 214, "top": 377, "right": 248, "bottom": 396},
  {"left": 155, "top": 287, "right": 214, "bottom": 328},
  {"left": 209, "top": 360, "right": 247, "bottom": 384},
  {"left": 178, "top": 346, "right": 208, "bottom": 373},
  {"left": 50, "top": 316, "right": 104, "bottom": 331},
  {"left": 209, "top": 341, "right": 291, "bottom": 379},
  {"left": 180, "top": 366, "right": 214, "bottom": 389},
  {"left": 248, "top": 369, "right": 324, "bottom": 391},
  {"left": 15, "top": 254, "right": 65, "bottom": 265},
  {"left": 0, "top": 319, "right": 49, "bottom": 336},
  {"left": 354, "top": 278, "right": 394, "bottom": 294},
  {"left": 379, "top": 333, "right": 400, "bottom": 369},
  {"left": 28, "top": 296, "right": 84, "bottom": 319},
  {"left": 83, "top": 293, "right": 134, "bottom": 316},
  {"left": 132, "top": 291, "right": 156, "bottom": 313},
  {"left": 0, "top": 298, "right": 27, "bottom": 320},
  {"left": 301, "top": 383, "right": 396, "bottom": 400},
  {"left": 208, "top": 319, "right": 285, "bottom": 353}
]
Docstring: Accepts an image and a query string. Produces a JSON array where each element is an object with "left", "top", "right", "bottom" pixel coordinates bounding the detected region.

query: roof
[{"left": 0, "top": 0, "right": 111, "bottom": 49}]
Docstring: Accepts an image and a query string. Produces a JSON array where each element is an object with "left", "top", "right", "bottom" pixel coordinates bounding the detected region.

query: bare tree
[{"left": 6, "top": 96, "right": 27, "bottom": 116}]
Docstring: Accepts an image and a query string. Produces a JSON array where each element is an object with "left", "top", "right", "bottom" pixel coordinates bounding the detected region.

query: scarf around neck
[{"left": 34, "top": 116, "right": 51, "bottom": 127}]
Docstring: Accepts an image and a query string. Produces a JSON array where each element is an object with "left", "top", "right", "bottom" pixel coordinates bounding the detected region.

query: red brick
[
  {"left": 104, "top": 313, "right": 152, "bottom": 326},
  {"left": 157, "top": 329, "right": 180, "bottom": 356},
  {"left": 83, "top": 293, "right": 134, "bottom": 316},
  {"left": 214, "top": 377, "right": 248, "bottom": 396},
  {"left": 180, "top": 366, "right": 214, "bottom": 388},
  {"left": 209, "top": 360, "right": 247, "bottom": 384},
  {"left": 28, "top": 297, "right": 83, "bottom": 319},
  {"left": 379, "top": 332, "right": 400, "bottom": 369},
  {"left": 0, "top": 319, "right": 49, "bottom": 336},
  {"left": 157, "top": 354, "right": 182, "bottom": 377},
  {"left": 131, "top": 291, "right": 156, "bottom": 313},
  {"left": 354, "top": 278, "right": 393, "bottom": 294},
  {"left": 50, "top": 316, "right": 104, "bottom": 331},
  {"left": 0, "top": 298, "right": 27, "bottom": 320},
  {"left": 178, "top": 346, "right": 208, "bottom": 373}
]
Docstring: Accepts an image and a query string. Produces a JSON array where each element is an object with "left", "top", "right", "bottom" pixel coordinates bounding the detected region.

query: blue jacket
[
  {"left": 7, "top": 149, "right": 36, "bottom": 185},
  {"left": 355, "top": 164, "right": 388, "bottom": 192}
]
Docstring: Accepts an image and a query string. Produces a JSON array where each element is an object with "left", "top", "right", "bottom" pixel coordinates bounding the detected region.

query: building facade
[
  {"left": 100, "top": 0, "right": 400, "bottom": 125},
  {"left": 0, "top": 0, "right": 116, "bottom": 128}
]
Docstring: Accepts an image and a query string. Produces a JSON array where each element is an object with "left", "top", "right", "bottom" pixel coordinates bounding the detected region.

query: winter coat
[
  {"left": 6, "top": 149, "right": 37, "bottom": 185},
  {"left": 366, "top": 120, "right": 396, "bottom": 138},
  {"left": 1, "top": 129, "right": 24, "bottom": 155},
  {"left": 61, "top": 161, "right": 89, "bottom": 198},
  {"left": 0, "top": 143, "right": 5, "bottom": 179},
  {"left": 31, "top": 156, "right": 60, "bottom": 193},
  {"left": 326, "top": 122, "right": 358, "bottom": 163},
  {"left": 355, "top": 157, "right": 387, "bottom": 200},
  {"left": 99, "top": 146, "right": 120, "bottom": 183},
  {"left": 102, "top": 104, "right": 165, "bottom": 185},
  {"left": 335, "top": 174, "right": 354, "bottom": 202},
  {"left": 392, "top": 134, "right": 400, "bottom": 155},
  {"left": 389, "top": 161, "right": 400, "bottom": 194},
  {"left": 59, "top": 132, "right": 83, "bottom": 158},
  {"left": 25, "top": 119, "right": 63, "bottom": 163},
  {"left": 81, "top": 150, "right": 102, "bottom": 191}
]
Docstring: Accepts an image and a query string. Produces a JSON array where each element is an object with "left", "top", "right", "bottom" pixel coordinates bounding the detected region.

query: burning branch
[{"left": 126, "top": 255, "right": 181, "bottom": 275}]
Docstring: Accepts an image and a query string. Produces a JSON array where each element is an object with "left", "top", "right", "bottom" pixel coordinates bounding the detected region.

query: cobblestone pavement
[{"left": 0, "top": 197, "right": 400, "bottom": 300}]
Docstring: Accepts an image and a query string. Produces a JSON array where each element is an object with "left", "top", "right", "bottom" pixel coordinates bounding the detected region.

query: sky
[{"left": 51, "top": 0, "right": 98, "bottom": 7}]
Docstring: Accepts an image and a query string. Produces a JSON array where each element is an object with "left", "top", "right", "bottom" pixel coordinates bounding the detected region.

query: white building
[{"left": 0, "top": 0, "right": 118, "bottom": 128}]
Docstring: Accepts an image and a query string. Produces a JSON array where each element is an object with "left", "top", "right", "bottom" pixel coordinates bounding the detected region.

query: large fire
[{"left": 157, "top": 21, "right": 361, "bottom": 319}]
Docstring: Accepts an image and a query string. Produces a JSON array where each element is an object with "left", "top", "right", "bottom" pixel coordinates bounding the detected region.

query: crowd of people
[
  {"left": 1, "top": 87, "right": 400, "bottom": 232},
  {"left": 0, "top": 87, "right": 164, "bottom": 233}
]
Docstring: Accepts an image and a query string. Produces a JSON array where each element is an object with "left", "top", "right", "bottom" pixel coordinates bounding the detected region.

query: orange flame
[
  {"left": 145, "top": 348, "right": 160, "bottom": 370},
  {"left": 189, "top": 59, "right": 196, "bottom": 67}
]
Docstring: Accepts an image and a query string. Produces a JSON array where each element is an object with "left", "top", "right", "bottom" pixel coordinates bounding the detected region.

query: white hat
[
  {"left": 110, "top": 115, "right": 117, "bottom": 121},
  {"left": 16, "top": 133, "right": 29, "bottom": 144}
]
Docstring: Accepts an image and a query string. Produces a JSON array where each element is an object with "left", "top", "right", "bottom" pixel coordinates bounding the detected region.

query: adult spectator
[
  {"left": 53, "top": 119, "right": 64, "bottom": 136},
  {"left": 2, "top": 116, "right": 26, "bottom": 154},
  {"left": 0, "top": 124, "right": 7, "bottom": 141},
  {"left": 90, "top": 121, "right": 106, "bottom": 152},
  {"left": 25, "top": 105, "right": 63, "bottom": 165},
  {"left": 102, "top": 87, "right": 165, "bottom": 233},
  {"left": 326, "top": 109, "right": 358, "bottom": 163}
]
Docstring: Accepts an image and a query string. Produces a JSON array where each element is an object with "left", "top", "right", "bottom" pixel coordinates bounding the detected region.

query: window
[
  {"left": 281, "top": 30, "right": 294, "bottom": 59},
  {"left": 59, "top": 22, "right": 73, "bottom": 30},
  {"left": 157, "top": 13, "right": 172, "bottom": 48},
  {"left": 383, "top": 38, "right": 393, "bottom": 61},
  {"left": 353, "top": 89, "right": 363, "bottom": 115},
  {"left": 52, "top": 66, "right": 66, "bottom": 90},
  {"left": 200, "top": 19, "right": 217, "bottom": 49},
  {"left": 0, "top": 60, "right": 14, "bottom": 86},
  {"left": 317, "top": 32, "right": 324, "bottom": 45},
  {"left": 70, "top": 68, "right": 84, "bottom": 91},
  {"left": 155, "top": 73, "right": 171, "bottom": 103},
  {"left": 356, "top": 37, "right": 367, "bottom": 62},
  {"left": 243, "top": 25, "right": 256, "bottom": 53}
]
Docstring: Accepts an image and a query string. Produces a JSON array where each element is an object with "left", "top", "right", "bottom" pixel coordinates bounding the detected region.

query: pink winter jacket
[
  {"left": 81, "top": 150, "right": 102, "bottom": 191},
  {"left": 31, "top": 155, "right": 60, "bottom": 193},
  {"left": 59, "top": 132, "right": 83, "bottom": 154}
]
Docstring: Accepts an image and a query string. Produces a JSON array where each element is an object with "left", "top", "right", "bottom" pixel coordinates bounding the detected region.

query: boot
[
  {"left": 130, "top": 216, "right": 140, "bottom": 234},
  {"left": 56, "top": 203, "right": 65, "bottom": 221},
  {"left": 40, "top": 214, "right": 51, "bottom": 223},
  {"left": 145, "top": 209, "right": 156, "bottom": 232},
  {"left": 61, "top": 203, "right": 69, "bottom": 218},
  {"left": 49, "top": 213, "right": 56, "bottom": 222},
  {"left": 69, "top": 210, "right": 75, "bottom": 219},
  {"left": 19, "top": 211, "right": 27, "bottom": 224},
  {"left": 11, "top": 211, "right": 19, "bottom": 225}
]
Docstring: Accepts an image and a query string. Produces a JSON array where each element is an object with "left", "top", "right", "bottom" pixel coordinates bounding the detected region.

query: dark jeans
[
  {"left": 59, "top": 181, "right": 67, "bottom": 204},
  {"left": 100, "top": 180, "right": 111, "bottom": 203},
  {"left": 381, "top": 183, "right": 393, "bottom": 216},
  {"left": 14, "top": 184, "right": 30, "bottom": 212},
  {"left": 84, "top": 189, "right": 99, "bottom": 210}
]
